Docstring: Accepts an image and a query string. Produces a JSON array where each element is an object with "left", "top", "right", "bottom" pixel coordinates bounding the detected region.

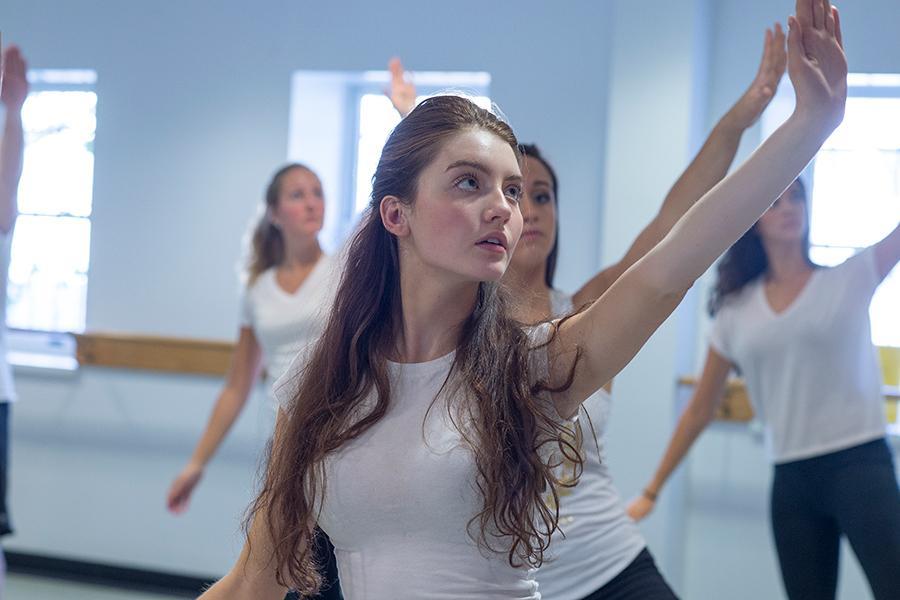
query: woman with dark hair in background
[
  {"left": 629, "top": 176, "right": 900, "bottom": 599},
  {"left": 389, "top": 22, "right": 786, "bottom": 600},
  {"left": 166, "top": 164, "right": 342, "bottom": 599},
  {"left": 197, "top": 3, "right": 849, "bottom": 595}
]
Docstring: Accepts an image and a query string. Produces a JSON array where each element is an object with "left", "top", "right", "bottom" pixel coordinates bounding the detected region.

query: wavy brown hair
[
  {"left": 247, "top": 96, "right": 582, "bottom": 594},
  {"left": 246, "top": 163, "right": 319, "bottom": 285}
]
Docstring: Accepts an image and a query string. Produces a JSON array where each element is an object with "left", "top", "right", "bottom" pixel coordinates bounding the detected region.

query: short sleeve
[
  {"left": 707, "top": 308, "right": 734, "bottom": 363},
  {"left": 833, "top": 246, "right": 881, "bottom": 303},
  {"left": 271, "top": 344, "right": 313, "bottom": 414}
]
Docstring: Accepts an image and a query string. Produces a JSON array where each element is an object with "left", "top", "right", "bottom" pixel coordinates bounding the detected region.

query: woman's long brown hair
[{"left": 248, "top": 96, "right": 582, "bottom": 594}]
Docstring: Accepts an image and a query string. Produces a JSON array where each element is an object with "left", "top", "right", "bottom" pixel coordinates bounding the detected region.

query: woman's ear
[
  {"left": 266, "top": 206, "right": 280, "bottom": 229},
  {"left": 380, "top": 195, "right": 410, "bottom": 237}
]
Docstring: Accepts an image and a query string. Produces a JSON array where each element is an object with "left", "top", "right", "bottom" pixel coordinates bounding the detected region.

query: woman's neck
[
  {"left": 505, "top": 263, "right": 552, "bottom": 323},
  {"left": 281, "top": 235, "right": 322, "bottom": 270},
  {"left": 395, "top": 259, "right": 479, "bottom": 364},
  {"left": 763, "top": 239, "right": 813, "bottom": 283}
]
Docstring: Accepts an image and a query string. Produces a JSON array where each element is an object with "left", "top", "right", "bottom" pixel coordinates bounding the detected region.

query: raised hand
[
  {"left": 788, "top": 0, "right": 847, "bottom": 134},
  {"left": 1, "top": 45, "right": 29, "bottom": 111},
  {"left": 727, "top": 24, "right": 787, "bottom": 130},
  {"left": 386, "top": 57, "right": 416, "bottom": 118}
]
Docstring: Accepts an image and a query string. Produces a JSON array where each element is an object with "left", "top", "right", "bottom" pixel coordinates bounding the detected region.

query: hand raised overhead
[
  {"left": 787, "top": 0, "right": 847, "bottom": 134},
  {"left": 1, "top": 45, "right": 29, "bottom": 110},
  {"left": 386, "top": 57, "right": 417, "bottom": 118},
  {"left": 728, "top": 23, "right": 787, "bottom": 130}
]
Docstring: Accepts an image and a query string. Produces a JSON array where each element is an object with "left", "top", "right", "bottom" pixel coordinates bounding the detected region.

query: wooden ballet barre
[
  {"left": 677, "top": 377, "right": 900, "bottom": 423},
  {"left": 74, "top": 332, "right": 234, "bottom": 376}
]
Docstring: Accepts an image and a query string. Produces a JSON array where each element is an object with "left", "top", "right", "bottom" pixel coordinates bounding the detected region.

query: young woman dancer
[
  {"left": 0, "top": 43, "right": 28, "bottom": 597},
  {"left": 200, "top": 4, "right": 848, "bottom": 596},
  {"left": 166, "top": 164, "right": 342, "bottom": 599},
  {"left": 390, "top": 24, "right": 787, "bottom": 599},
  {"left": 629, "top": 175, "right": 900, "bottom": 600}
]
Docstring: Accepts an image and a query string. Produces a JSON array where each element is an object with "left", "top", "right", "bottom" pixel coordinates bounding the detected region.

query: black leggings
[
  {"left": 771, "top": 438, "right": 900, "bottom": 600},
  {"left": 284, "top": 528, "right": 342, "bottom": 600},
  {"left": 579, "top": 547, "right": 678, "bottom": 600}
]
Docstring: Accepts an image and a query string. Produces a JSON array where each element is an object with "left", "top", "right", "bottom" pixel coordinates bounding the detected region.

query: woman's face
[
  {"left": 397, "top": 128, "right": 524, "bottom": 283},
  {"left": 509, "top": 155, "right": 557, "bottom": 277},
  {"left": 271, "top": 168, "right": 325, "bottom": 239},
  {"left": 756, "top": 181, "right": 808, "bottom": 244}
]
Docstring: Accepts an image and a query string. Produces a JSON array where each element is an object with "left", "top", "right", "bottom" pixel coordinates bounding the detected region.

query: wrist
[
  {"left": 642, "top": 487, "right": 659, "bottom": 502},
  {"left": 717, "top": 110, "right": 750, "bottom": 137},
  {"left": 786, "top": 107, "right": 842, "bottom": 144},
  {"left": 187, "top": 458, "right": 208, "bottom": 472}
]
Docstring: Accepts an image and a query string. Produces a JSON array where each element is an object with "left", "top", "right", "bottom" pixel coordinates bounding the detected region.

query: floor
[{"left": 6, "top": 573, "right": 191, "bottom": 599}]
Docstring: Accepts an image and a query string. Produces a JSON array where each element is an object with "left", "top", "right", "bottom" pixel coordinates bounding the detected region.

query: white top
[
  {"left": 240, "top": 254, "right": 338, "bottom": 383},
  {"left": 538, "top": 290, "right": 646, "bottom": 598},
  {"left": 709, "top": 247, "right": 887, "bottom": 463},
  {"left": 0, "top": 232, "right": 15, "bottom": 402},
  {"left": 273, "top": 325, "right": 557, "bottom": 600}
]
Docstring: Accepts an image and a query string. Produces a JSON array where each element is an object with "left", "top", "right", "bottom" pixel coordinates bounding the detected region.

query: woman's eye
[
  {"left": 506, "top": 185, "right": 522, "bottom": 202},
  {"left": 456, "top": 176, "right": 479, "bottom": 191},
  {"left": 535, "top": 192, "right": 551, "bottom": 205}
]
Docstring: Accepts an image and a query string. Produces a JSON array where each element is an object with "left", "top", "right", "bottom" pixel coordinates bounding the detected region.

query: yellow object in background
[
  {"left": 879, "top": 346, "right": 899, "bottom": 424},
  {"left": 879, "top": 346, "right": 900, "bottom": 387}
]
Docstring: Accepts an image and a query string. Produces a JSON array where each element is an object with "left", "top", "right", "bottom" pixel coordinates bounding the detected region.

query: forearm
[
  {"left": 646, "top": 403, "right": 715, "bottom": 496},
  {"left": 0, "top": 109, "right": 24, "bottom": 232},
  {"left": 188, "top": 389, "right": 249, "bottom": 467},
  {"left": 578, "top": 110, "right": 761, "bottom": 305},
  {"left": 646, "top": 113, "right": 831, "bottom": 294},
  {"left": 656, "top": 113, "right": 747, "bottom": 230}
]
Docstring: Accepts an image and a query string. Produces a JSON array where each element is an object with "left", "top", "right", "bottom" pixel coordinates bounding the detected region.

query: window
[
  {"left": 763, "top": 74, "right": 900, "bottom": 347},
  {"left": 288, "top": 70, "right": 490, "bottom": 251},
  {"left": 7, "top": 70, "right": 97, "bottom": 334}
]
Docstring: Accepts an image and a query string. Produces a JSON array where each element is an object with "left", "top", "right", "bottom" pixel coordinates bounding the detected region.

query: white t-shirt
[
  {"left": 272, "top": 325, "right": 557, "bottom": 600},
  {"left": 537, "top": 290, "right": 646, "bottom": 598},
  {"left": 0, "top": 232, "right": 15, "bottom": 403},
  {"left": 240, "top": 254, "right": 338, "bottom": 383},
  {"left": 709, "top": 247, "right": 887, "bottom": 464}
]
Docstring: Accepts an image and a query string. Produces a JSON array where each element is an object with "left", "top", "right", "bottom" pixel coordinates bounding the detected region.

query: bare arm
[
  {"left": 873, "top": 220, "right": 900, "bottom": 281},
  {"left": 551, "top": 0, "right": 847, "bottom": 417},
  {"left": 199, "top": 411, "right": 291, "bottom": 600},
  {"left": 627, "top": 348, "right": 732, "bottom": 521},
  {"left": 167, "top": 327, "right": 263, "bottom": 513},
  {"left": 0, "top": 45, "right": 28, "bottom": 234},
  {"left": 573, "top": 25, "right": 787, "bottom": 306}
]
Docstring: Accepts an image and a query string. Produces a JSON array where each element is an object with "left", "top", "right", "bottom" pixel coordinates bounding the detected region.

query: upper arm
[
  {"left": 572, "top": 220, "right": 665, "bottom": 307},
  {"left": 873, "top": 221, "right": 900, "bottom": 282},
  {"left": 224, "top": 327, "right": 264, "bottom": 398},
  {"left": 549, "top": 259, "right": 687, "bottom": 418}
]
